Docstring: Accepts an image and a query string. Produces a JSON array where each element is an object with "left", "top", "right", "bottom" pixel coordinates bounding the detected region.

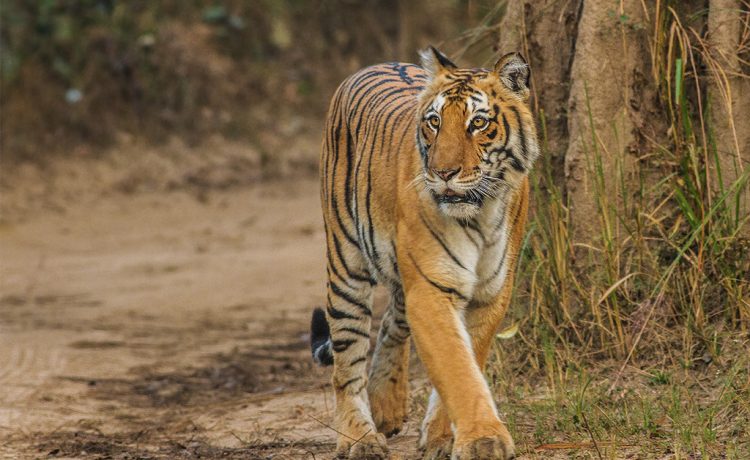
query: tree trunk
[
  {"left": 497, "top": 1, "right": 581, "bottom": 189},
  {"left": 497, "top": 0, "right": 750, "bottom": 243},
  {"left": 563, "top": 0, "right": 654, "bottom": 241},
  {"left": 708, "top": 0, "right": 750, "bottom": 233}
]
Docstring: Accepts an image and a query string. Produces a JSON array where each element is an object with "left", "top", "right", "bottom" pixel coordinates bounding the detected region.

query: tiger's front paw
[
  {"left": 419, "top": 397, "right": 452, "bottom": 459},
  {"left": 452, "top": 423, "right": 514, "bottom": 460},
  {"left": 336, "top": 431, "right": 389, "bottom": 459},
  {"left": 452, "top": 436, "right": 514, "bottom": 459},
  {"left": 421, "top": 434, "right": 452, "bottom": 460}
]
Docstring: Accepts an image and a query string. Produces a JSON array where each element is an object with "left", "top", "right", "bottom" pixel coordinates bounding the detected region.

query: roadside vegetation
[{"left": 487, "top": 5, "right": 749, "bottom": 458}]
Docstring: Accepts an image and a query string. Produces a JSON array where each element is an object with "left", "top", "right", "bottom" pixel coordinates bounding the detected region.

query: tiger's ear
[
  {"left": 494, "top": 52, "right": 530, "bottom": 100},
  {"left": 419, "top": 46, "right": 457, "bottom": 77}
]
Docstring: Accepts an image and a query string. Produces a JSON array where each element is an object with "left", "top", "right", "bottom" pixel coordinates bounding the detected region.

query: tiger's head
[{"left": 416, "top": 47, "right": 539, "bottom": 219}]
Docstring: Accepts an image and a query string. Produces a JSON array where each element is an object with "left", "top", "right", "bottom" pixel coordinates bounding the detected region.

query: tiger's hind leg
[
  {"left": 368, "top": 289, "right": 411, "bottom": 437},
  {"left": 324, "top": 256, "right": 387, "bottom": 458}
]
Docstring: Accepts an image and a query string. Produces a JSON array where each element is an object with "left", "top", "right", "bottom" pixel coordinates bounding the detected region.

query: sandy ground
[{"left": 0, "top": 178, "right": 427, "bottom": 459}]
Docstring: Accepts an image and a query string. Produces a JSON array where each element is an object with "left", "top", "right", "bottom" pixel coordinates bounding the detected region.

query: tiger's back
[{"left": 320, "top": 62, "right": 429, "bottom": 287}]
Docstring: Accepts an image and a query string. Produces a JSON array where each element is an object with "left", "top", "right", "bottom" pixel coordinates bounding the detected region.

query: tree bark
[
  {"left": 497, "top": 0, "right": 581, "bottom": 189},
  {"left": 497, "top": 0, "right": 749, "bottom": 242},
  {"left": 563, "top": 0, "right": 653, "bottom": 241},
  {"left": 708, "top": 0, "right": 750, "bottom": 233}
]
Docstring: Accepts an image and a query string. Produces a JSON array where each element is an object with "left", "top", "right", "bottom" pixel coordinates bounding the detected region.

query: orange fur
[{"left": 313, "top": 48, "right": 538, "bottom": 459}]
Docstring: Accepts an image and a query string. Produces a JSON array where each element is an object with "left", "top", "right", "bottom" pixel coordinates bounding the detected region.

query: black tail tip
[
  {"left": 311, "top": 307, "right": 333, "bottom": 366},
  {"left": 311, "top": 307, "right": 330, "bottom": 341}
]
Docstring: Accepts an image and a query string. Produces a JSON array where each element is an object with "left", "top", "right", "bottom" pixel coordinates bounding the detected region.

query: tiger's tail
[{"left": 310, "top": 308, "right": 334, "bottom": 366}]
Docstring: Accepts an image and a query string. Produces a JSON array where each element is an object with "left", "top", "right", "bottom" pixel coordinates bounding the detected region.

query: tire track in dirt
[
  {"left": 0, "top": 339, "right": 67, "bottom": 428},
  {"left": 0, "top": 179, "right": 354, "bottom": 458},
  {"left": 0, "top": 178, "right": 433, "bottom": 459}
]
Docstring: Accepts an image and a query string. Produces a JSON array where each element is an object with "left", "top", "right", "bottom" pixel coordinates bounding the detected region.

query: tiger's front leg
[
  {"left": 421, "top": 182, "right": 527, "bottom": 459},
  {"left": 400, "top": 251, "right": 514, "bottom": 460},
  {"left": 420, "top": 283, "right": 517, "bottom": 460}
]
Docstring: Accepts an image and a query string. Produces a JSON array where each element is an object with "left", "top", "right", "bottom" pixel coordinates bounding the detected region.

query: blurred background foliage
[{"left": 0, "top": 0, "right": 502, "bottom": 161}]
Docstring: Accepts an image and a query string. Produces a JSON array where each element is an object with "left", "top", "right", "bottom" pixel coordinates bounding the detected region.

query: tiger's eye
[
  {"left": 472, "top": 116, "right": 488, "bottom": 129},
  {"left": 428, "top": 115, "right": 440, "bottom": 128}
]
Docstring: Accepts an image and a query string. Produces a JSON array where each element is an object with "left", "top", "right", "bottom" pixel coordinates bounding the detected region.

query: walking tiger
[{"left": 311, "top": 46, "right": 538, "bottom": 459}]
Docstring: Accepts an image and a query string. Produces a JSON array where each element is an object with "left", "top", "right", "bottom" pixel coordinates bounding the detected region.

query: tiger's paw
[
  {"left": 419, "top": 400, "right": 453, "bottom": 458},
  {"left": 451, "top": 431, "right": 514, "bottom": 460},
  {"left": 336, "top": 432, "right": 389, "bottom": 459},
  {"left": 368, "top": 375, "right": 408, "bottom": 437},
  {"left": 421, "top": 435, "right": 453, "bottom": 460}
]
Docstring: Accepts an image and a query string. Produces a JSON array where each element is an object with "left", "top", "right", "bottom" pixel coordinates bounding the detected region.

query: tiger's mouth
[{"left": 431, "top": 189, "right": 483, "bottom": 206}]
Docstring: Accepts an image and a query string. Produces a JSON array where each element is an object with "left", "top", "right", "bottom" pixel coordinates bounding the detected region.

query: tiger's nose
[{"left": 433, "top": 168, "right": 460, "bottom": 181}]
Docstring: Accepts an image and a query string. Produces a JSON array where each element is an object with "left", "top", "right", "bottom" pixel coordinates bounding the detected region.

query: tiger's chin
[{"left": 438, "top": 201, "right": 482, "bottom": 219}]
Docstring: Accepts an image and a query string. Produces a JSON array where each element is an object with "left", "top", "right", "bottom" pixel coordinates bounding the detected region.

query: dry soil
[{"left": 0, "top": 178, "right": 429, "bottom": 459}]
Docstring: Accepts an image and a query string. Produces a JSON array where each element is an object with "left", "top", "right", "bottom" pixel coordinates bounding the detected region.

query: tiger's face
[{"left": 416, "top": 48, "right": 537, "bottom": 219}]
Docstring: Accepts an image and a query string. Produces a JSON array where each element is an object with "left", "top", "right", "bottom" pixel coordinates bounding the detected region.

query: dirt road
[{"left": 0, "top": 179, "right": 424, "bottom": 459}]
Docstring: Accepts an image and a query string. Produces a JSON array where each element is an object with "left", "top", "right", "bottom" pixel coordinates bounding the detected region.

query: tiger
[{"left": 309, "top": 46, "right": 538, "bottom": 460}]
